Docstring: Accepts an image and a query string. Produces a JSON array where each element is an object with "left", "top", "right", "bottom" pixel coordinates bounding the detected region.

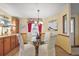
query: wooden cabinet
[
  {"left": 4, "top": 36, "right": 11, "bottom": 55},
  {"left": 0, "top": 38, "right": 3, "bottom": 56},
  {"left": 0, "top": 35, "right": 19, "bottom": 56},
  {"left": 15, "top": 35, "right": 19, "bottom": 47},
  {"left": 16, "top": 19, "right": 19, "bottom": 33},
  {"left": 12, "top": 17, "right": 19, "bottom": 33},
  {"left": 10, "top": 35, "right": 16, "bottom": 50}
]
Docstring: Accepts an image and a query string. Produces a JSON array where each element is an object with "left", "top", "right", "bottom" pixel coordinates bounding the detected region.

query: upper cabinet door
[{"left": 12, "top": 17, "right": 19, "bottom": 33}]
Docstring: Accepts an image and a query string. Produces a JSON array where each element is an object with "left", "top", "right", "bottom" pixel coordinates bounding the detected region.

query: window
[{"left": 63, "top": 15, "right": 67, "bottom": 34}]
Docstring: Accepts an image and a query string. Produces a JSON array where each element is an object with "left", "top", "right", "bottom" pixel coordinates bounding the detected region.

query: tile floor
[
  {"left": 72, "top": 47, "right": 79, "bottom": 56},
  {"left": 13, "top": 46, "right": 79, "bottom": 56}
]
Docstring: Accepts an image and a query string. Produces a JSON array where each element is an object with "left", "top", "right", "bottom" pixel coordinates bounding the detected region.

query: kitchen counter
[
  {"left": 0, "top": 34, "right": 17, "bottom": 38},
  {"left": 0, "top": 33, "right": 19, "bottom": 56}
]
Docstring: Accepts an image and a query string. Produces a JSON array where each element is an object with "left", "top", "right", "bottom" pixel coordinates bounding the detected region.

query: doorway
[{"left": 70, "top": 17, "right": 75, "bottom": 46}]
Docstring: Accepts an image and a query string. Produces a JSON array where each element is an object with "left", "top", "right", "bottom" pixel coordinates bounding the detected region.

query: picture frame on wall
[{"left": 48, "top": 20, "right": 58, "bottom": 31}]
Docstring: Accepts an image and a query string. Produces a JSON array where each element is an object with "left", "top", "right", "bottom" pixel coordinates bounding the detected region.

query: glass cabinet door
[{"left": 0, "top": 27, "right": 2, "bottom": 35}]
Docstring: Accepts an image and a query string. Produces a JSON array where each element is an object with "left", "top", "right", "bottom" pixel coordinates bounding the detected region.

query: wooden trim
[
  {"left": 72, "top": 45, "right": 79, "bottom": 48},
  {"left": 58, "top": 34, "right": 69, "bottom": 37},
  {"left": 55, "top": 44, "right": 72, "bottom": 55},
  {"left": 21, "top": 33, "right": 27, "bottom": 34},
  {"left": 63, "top": 14, "right": 67, "bottom": 34},
  {"left": 71, "top": 17, "right": 75, "bottom": 46}
]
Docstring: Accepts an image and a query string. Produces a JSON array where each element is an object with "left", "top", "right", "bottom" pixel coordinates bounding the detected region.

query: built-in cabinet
[
  {"left": 0, "top": 38, "right": 3, "bottom": 56},
  {"left": 4, "top": 36, "right": 11, "bottom": 55},
  {"left": 0, "top": 16, "right": 19, "bottom": 56},
  {"left": 0, "top": 35, "right": 19, "bottom": 56},
  {"left": 11, "top": 17, "right": 19, "bottom": 33},
  {"left": 15, "top": 35, "right": 19, "bottom": 47},
  {"left": 10, "top": 35, "right": 16, "bottom": 50}
]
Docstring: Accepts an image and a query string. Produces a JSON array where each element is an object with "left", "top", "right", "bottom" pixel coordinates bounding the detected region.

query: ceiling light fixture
[{"left": 37, "top": 9, "right": 43, "bottom": 24}]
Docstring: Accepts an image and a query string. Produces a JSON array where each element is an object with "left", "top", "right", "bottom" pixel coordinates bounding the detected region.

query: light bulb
[
  {"left": 34, "top": 21, "right": 37, "bottom": 24},
  {"left": 39, "top": 21, "right": 43, "bottom": 24}
]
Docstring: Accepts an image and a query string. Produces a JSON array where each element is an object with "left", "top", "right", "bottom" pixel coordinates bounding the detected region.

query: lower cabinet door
[
  {"left": 4, "top": 37, "right": 11, "bottom": 55},
  {"left": 11, "top": 35, "right": 15, "bottom": 50},
  {"left": 0, "top": 39, "right": 3, "bottom": 56},
  {"left": 15, "top": 35, "right": 19, "bottom": 47}
]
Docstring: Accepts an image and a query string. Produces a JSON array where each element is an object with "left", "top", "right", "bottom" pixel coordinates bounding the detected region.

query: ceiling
[
  {"left": 0, "top": 3, "right": 66, "bottom": 18},
  {"left": 71, "top": 3, "right": 79, "bottom": 15}
]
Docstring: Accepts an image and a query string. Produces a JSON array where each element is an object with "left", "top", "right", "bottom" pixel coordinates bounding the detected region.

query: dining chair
[
  {"left": 27, "top": 32, "right": 32, "bottom": 44},
  {"left": 17, "top": 33, "right": 35, "bottom": 56},
  {"left": 43, "top": 32, "right": 50, "bottom": 44},
  {"left": 38, "top": 32, "right": 49, "bottom": 56},
  {"left": 39, "top": 31, "right": 57, "bottom": 56},
  {"left": 47, "top": 35, "right": 57, "bottom": 56}
]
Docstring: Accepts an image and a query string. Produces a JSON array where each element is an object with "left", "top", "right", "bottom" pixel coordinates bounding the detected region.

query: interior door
[{"left": 70, "top": 17, "right": 75, "bottom": 46}]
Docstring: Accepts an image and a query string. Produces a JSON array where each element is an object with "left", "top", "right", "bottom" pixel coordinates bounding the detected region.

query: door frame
[{"left": 71, "top": 17, "right": 75, "bottom": 47}]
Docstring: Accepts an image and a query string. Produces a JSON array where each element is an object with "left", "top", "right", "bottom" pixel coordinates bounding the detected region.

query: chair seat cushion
[
  {"left": 24, "top": 44, "right": 34, "bottom": 49},
  {"left": 39, "top": 44, "right": 48, "bottom": 56},
  {"left": 20, "top": 44, "right": 35, "bottom": 56}
]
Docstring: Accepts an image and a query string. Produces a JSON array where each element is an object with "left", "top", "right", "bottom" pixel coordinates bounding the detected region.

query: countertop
[{"left": 0, "top": 34, "right": 17, "bottom": 38}]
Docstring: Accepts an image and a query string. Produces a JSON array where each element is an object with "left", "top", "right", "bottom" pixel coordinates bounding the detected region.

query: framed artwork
[{"left": 48, "top": 20, "right": 58, "bottom": 31}]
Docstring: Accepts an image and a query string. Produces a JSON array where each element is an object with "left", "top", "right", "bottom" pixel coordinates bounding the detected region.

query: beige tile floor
[
  {"left": 6, "top": 47, "right": 19, "bottom": 56},
  {"left": 72, "top": 47, "right": 79, "bottom": 56},
  {"left": 14, "top": 52, "right": 19, "bottom": 56},
  {"left": 13, "top": 45, "right": 79, "bottom": 56}
]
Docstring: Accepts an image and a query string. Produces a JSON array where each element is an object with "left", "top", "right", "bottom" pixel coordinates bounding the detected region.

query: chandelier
[{"left": 36, "top": 9, "right": 43, "bottom": 24}]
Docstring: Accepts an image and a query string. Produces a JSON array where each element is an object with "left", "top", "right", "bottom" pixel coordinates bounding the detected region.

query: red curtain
[
  {"left": 28, "top": 22, "right": 32, "bottom": 32},
  {"left": 28, "top": 21, "right": 42, "bottom": 33},
  {"left": 38, "top": 24, "right": 42, "bottom": 33}
]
